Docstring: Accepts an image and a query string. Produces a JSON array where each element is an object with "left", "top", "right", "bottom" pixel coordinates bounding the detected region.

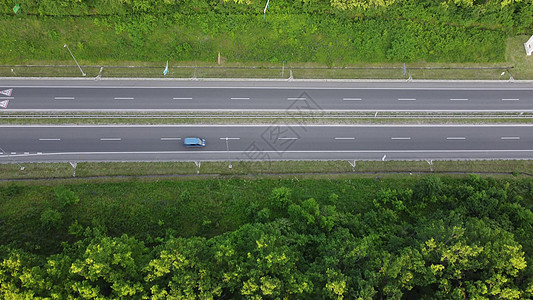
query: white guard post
[{"left": 525, "top": 35, "right": 533, "bottom": 56}]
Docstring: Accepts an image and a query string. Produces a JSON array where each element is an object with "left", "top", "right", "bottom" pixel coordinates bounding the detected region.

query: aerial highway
[
  {"left": 1, "top": 125, "right": 533, "bottom": 162},
  {"left": 1, "top": 79, "right": 533, "bottom": 112}
]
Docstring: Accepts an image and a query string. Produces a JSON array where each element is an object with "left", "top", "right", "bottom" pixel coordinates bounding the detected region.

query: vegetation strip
[
  {"left": 2, "top": 1, "right": 532, "bottom": 77},
  {"left": 1, "top": 160, "right": 533, "bottom": 181},
  {"left": 1, "top": 174, "right": 533, "bottom": 298},
  {"left": 0, "top": 171, "right": 531, "bottom": 183}
]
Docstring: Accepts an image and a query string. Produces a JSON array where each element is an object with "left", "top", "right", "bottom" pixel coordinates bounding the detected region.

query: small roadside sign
[
  {"left": 163, "top": 61, "right": 169, "bottom": 76},
  {"left": 13, "top": 4, "right": 20, "bottom": 14}
]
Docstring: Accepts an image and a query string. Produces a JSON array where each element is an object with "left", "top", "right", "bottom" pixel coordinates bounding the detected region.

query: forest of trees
[{"left": 1, "top": 175, "right": 533, "bottom": 299}]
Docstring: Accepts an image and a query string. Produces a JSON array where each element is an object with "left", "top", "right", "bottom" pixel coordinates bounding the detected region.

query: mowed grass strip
[
  {"left": 0, "top": 163, "right": 73, "bottom": 179},
  {"left": 1, "top": 116, "right": 533, "bottom": 126},
  {"left": 74, "top": 161, "right": 199, "bottom": 177},
  {"left": 432, "top": 160, "right": 533, "bottom": 174},
  {"left": 1, "top": 160, "right": 531, "bottom": 181}
]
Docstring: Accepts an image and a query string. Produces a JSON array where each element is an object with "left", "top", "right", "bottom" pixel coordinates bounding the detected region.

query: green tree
[
  {"left": 0, "top": 248, "right": 51, "bottom": 298},
  {"left": 145, "top": 237, "right": 222, "bottom": 299},
  {"left": 69, "top": 234, "right": 149, "bottom": 298}
]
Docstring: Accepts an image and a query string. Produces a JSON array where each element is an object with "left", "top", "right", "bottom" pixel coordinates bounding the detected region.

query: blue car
[{"left": 184, "top": 137, "right": 206, "bottom": 147}]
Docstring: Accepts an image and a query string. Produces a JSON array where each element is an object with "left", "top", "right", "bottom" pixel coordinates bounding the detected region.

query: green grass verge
[
  {"left": 2, "top": 13, "right": 527, "bottom": 79},
  {"left": 506, "top": 35, "right": 533, "bottom": 79},
  {"left": 0, "top": 62, "right": 520, "bottom": 80},
  {"left": 0, "top": 160, "right": 530, "bottom": 181}
]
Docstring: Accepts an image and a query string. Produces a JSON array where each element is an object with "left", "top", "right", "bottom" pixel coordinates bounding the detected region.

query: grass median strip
[{"left": 1, "top": 112, "right": 533, "bottom": 125}]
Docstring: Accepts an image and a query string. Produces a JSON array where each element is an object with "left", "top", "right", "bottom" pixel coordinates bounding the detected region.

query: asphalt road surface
[
  {"left": 1, "top": 125, "right": 533, "bottom": 162},
  {"left": 1, "top": 80, "right": 533, "bottom": 112}
]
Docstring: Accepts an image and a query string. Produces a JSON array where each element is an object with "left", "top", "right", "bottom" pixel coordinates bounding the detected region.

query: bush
[
  {"left": 270, "top": 187, "right": 292, "bottom": 209},
  {"left": 54, "top": 186, "right": 79, "bottom": 208},
  {"left": 40, "top": 208, "right": 62, "bottom": 229}
]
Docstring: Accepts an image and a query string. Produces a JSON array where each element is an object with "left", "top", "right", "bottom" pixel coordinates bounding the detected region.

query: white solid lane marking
[
  {"left": 173, "top": 97, "right": 193, "bottom": 100},
  {"left": 0, "top": 97, "right": 14, "bottom": 99},
  {"left": 450, "top": 98, "right": 469, "bottom": 101},
  {"left": 219, "top": 137, "right": 241, "bottom": 140},
  {"left": 342, "top": 98, "right": 362, "bottom": 101},
  {"left": 230, "top": 97, "right": 250, "bottom": 100},
  {"left": 6, "top": 108, "right": 533, "bottom": 113},
  {"left": 447, "top": 137, "right": 466, "bottom": 140},
  {"left": 5, "top": 149, "right": 533, "bottom": 159},
  {"left": 39, "top": 138, "right": 61, "bottom": 141},
  {"left": 288, "top": 97, "right": 307, "bottom": 101},
  {"left": 100, "top": 138, "right": 122, "bottom": 141},
  {"left": 54, "top": 97, "right": 75, "bottom": 100},
  {"left": 4, "top": 124, "right": 533, "bottom": 128},
  {"left": 278, "top": 137, "right": 298, "bottom": 140},
  {"left": 398, "top": 98, "right": 416, "bottom": 101},
  {"left": 391, "top": 137, "right": 411, "bottom": 140},
  {"left": 502, "top": 98, "right": 519, "bottom": 101},
  {"left": 335, "top": 137, "right": 355, "bottom": 140},
  {"left": 161, "top": 138, "right": 181, "bottom": 141},
  {"left": 10, "top": 85, "right": 533, "bottom": 91},
  {"left": 114, "top": 97, "right": 134, "bottom": 100},
  {"left": 501, "top": 137, "right": 520, "bottom": 140}
]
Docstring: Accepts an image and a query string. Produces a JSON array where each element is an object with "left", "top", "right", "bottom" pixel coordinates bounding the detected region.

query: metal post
[
  {"left": 64, "top": 44, "right": 86, "bottom": 76},
  {"left": 282, "top": 61, "right": 285, "bottom": 78}
]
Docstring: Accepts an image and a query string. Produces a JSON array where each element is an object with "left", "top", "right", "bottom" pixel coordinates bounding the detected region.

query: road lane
[
  {"left": 1, "top": 125, "right": 532, "bottom": 162},
  {"left": 2, "top": 81, "right": 533, "bottom": 111}
]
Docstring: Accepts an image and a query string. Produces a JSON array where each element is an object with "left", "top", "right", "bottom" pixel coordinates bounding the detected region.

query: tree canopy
[{"left": 2, "top": 175, "right": 533, "bottom": 298}]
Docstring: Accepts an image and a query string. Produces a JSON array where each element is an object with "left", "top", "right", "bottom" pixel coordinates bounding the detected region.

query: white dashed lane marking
[{"left": 160, "top": 137, "right": 182, "bottom": 141}]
